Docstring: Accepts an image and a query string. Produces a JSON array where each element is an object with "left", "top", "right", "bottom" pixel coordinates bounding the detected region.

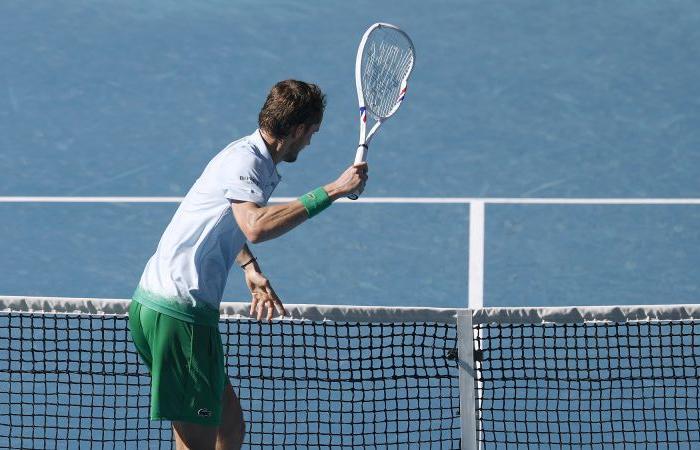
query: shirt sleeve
[{"left": 219, "top": 148, "right": 269, "bottom": 206}]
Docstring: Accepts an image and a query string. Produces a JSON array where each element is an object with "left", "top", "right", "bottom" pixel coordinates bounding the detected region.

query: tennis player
[{"left": 127, "top": 80, "right": 368, "bottom": 449}]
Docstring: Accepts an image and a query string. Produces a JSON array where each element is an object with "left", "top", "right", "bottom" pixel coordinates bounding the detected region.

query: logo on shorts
[{"left": 197, "top": 408, "right": 212, "bottom": 417}]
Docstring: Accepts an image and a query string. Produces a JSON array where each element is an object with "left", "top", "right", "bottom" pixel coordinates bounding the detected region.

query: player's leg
[
  {"left": 215, "top": 381, "right": 246, "bottom": 449},
  {"left": 172, "top": 382, "right": 244, "bottom": 450},
  {"left": 129, "top": 300, "right": 228, "bottom": 449},
  {"left": 172, "top": 375, "right": 243, "bottom": 448},
  {"left": 172, "top": 421, "right": 217, "bottom": 450}
]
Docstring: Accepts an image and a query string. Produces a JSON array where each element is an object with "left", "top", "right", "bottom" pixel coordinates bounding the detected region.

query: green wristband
[{"left": 299, "top": 187, "right": 331, "bottom": 218}]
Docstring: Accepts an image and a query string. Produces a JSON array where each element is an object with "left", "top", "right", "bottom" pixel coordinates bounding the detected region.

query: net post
[
  {"left": 467, "top": 201, "right": 485, "bottom": 449},
  {"left": 457, "top": 310, "right": 478, "bottom": 450}
]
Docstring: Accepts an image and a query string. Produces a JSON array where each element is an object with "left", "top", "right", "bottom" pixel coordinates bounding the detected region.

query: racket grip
[
  {"left": 348, "top": 144, "right": 368, "bottom": 200},
  {"left": 353, "top": 144, "right": 368, "bottom": 164}
]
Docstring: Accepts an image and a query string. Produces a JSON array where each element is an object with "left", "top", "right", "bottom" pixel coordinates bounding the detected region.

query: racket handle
[
  {"left": 353, "top": 144, "right": 368, "bottom": 164},
  {"left": 348, "top": 144, "right": 368, "bottom": 200}
]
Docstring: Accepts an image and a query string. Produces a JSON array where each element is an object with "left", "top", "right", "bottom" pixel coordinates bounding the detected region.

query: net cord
[
  {"left": 0, "top": 296, "right": 459, "bottom": 324},
  {"left": 472, "top": 303, "right": 700, "bottom": 325},
  {"left": 3, "top": 296, "right": 700, "bottom": 324}
]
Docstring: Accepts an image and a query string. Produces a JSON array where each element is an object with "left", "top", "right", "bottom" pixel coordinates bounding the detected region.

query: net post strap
[{"left": 457, "top": 310, "right": 478, "bottom": 450}]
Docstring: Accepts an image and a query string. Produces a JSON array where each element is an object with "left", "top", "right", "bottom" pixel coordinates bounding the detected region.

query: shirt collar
[{"left": 250, "top": 129, "right": 281, "bottom": 180}]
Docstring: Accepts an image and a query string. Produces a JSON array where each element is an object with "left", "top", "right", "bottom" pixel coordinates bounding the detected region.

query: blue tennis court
[
  {"left": 2, "top": 0, "right": 699, "bottom": 309},
  {"left": 1, "top": 1, "right": 699, "bottom": 448}
]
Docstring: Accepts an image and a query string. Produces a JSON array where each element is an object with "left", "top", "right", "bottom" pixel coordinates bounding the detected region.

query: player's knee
[
  {"left": 223, "top": 399, "right": 245, "bottom": 435},
  {"left": 217, "top": 416, "right": 245, "bottom": 449},
  {"left": 239, "top": 415, "right": 246, "bottom": 439},
  {"left": 218, "top": 385, "right": 245, "bottom": 446}
]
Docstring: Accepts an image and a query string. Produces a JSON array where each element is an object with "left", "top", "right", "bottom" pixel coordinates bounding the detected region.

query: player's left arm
[{"left": 235, "top": 244, "right": 286, "bottom": 321}]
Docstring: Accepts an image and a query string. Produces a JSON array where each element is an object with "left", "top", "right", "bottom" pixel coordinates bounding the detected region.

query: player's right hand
[{"left": 325, "top": 163, "right": 368, "bottom": 199}]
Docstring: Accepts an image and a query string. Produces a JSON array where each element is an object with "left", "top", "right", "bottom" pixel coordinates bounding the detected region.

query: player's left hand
[{"left": 244, "top": 269, "right": 286, "bottom": 321}]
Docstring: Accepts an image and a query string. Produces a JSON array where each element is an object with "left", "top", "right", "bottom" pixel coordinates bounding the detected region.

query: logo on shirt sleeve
[{"left": 239, "top": 176, "right": 262, "bottom": 188}]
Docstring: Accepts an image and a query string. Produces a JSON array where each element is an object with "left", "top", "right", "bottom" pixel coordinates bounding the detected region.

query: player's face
[{"left": 284, "top": 123, "right": 321, "bottom": 163}]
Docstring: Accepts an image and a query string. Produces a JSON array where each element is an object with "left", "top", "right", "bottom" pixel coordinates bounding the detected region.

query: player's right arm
[{"left": 231, "top": 163, "right": 368, "bottom": 243}]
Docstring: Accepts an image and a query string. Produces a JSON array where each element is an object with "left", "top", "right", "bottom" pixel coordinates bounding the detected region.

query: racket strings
[
  {"left": 375, "top": 42, "right": 407, "bottom": 105},
  {"left": 362, "top": 30, "right": 414, "bottom": 119},
  {"left": 365, "top": 43, "right": 396, "bottom": 116},
  {"left": 365, "top": 40, "right": 411, "bottom": 116}
]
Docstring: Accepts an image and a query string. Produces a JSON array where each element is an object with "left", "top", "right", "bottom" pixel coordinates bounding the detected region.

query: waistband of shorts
[{"left": 131, "top": 286, "right": 220, "bottom": 327}]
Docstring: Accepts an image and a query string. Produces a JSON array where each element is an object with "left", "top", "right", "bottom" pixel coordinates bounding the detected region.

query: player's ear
[{"left": 292, "top": 124, "right": 307, "bottom": 139}]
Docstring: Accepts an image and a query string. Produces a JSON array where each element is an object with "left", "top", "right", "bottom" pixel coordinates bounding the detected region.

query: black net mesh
[
  {"left": 0, "top": 310, "right": 460, "bottom": 449},
  {"left": 9, "top": 304, "right": 699, "bottom": 449},
  {"left": 474, "top": 320, "right": 700, "bottom": 449}
]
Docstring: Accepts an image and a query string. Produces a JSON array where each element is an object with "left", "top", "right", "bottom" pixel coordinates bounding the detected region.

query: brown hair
[{"left": 258, "top": 80, "right": 326, "bottom": 139}]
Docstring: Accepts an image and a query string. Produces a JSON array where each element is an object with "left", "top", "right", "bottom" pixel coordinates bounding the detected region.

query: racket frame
[{"left": 349, "top": 22, "right": 415, "bottom": 198}]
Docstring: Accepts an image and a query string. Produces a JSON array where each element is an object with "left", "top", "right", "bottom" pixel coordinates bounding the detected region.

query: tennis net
[
  {"left": 471, "top": 305, "right": 700, "bottom": 449},
  {"left": 2, "top": 298, "right": 700, "bottom": 449},
  {"left": 0, "top": 297, "right": 461, "bottom": 449}
]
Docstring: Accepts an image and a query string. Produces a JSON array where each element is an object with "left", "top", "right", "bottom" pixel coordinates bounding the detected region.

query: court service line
[{"left": 0, "top": 196, "right": 699, "bottom": 205}]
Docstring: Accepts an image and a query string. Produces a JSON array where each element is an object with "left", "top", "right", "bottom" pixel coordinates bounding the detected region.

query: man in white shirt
[{"left": 128, "top": 80, "right": 368, "bottom": 449}]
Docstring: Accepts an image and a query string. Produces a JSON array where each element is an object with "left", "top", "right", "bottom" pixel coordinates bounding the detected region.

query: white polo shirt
[{"left": 133, "top": 129, "right": 280, "bottom": 326}]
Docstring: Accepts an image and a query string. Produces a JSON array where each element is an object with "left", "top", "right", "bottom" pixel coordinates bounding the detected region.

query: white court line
[
  {"left": 0, "top": 196, "right": 700, "bottom": 204},
  {"left": 468, "top": 201, "right": 485, "bottom": 309}
]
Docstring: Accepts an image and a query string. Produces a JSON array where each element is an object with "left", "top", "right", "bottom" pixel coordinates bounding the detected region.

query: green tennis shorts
[{"left": 127, "top": 300, "right": 227, "bottom": 426}]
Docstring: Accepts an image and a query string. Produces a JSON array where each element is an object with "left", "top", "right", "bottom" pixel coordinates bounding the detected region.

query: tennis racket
[{"left": 348, "top": 22, "right": 416, "bottom": 200}]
